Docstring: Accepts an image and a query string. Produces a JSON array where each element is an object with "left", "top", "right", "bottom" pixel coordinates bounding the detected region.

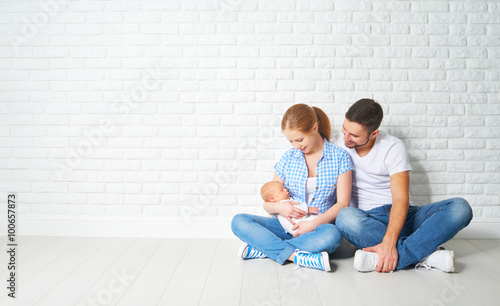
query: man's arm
[{"left": 363, "top": 171, "right": 409, "bottom": 272}]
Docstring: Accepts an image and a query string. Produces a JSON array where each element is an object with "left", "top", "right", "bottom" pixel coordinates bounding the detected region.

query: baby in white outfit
[{"left": 260, "top": 181, "right": 320, "bottom": 235}]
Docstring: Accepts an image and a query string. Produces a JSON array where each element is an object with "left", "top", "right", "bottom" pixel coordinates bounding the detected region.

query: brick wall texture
[{"left": 1, "top": 0, "right": 499, "bottom": 219}]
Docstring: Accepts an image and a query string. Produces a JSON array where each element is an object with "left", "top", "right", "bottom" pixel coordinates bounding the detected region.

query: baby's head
[{"left": 261, "top": 181, "right": 290, "bottom": 202}]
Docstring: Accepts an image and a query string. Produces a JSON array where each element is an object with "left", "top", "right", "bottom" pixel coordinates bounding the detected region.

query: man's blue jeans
[
  {"left": 336, "top": 197, "right": 473, "bottom": 270},
  {"left": 231, "top": 214, "right": 343, "bottom": 265}
]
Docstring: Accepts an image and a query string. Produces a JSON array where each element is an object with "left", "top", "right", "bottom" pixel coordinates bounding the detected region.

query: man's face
[{"left": 342, "top": 119, "right": 372, "bottom": 149}]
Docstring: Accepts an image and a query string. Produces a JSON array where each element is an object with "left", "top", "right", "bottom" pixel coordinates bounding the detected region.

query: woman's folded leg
[
  {"left": 231, "top": 214, "right": 343, "bottom": 264},
  {"left": 231, "top": 213, "right": 296, "bottom": 264},
  {"left": 286, "top": 223, "right": 343, "bottom": 255}
]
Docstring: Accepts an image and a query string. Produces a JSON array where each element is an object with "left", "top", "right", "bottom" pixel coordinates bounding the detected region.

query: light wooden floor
[{"left": 1, "top": 237, "right": 499, "bottom": 306}]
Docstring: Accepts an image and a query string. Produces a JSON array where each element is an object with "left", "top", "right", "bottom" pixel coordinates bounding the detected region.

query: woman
[{"left": 231, "top": 104, "right": 353, "bottom": 271}]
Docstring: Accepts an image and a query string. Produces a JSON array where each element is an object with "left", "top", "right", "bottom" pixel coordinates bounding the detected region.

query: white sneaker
[
  {"left": 353, "top": 250, "right": 378, "bottom": 272},
  {"left": 237, "top": 243, "right": 268, "bottom": 260},
  {"left": 416, "top": 250, "right": 455, "bottom": 273}
]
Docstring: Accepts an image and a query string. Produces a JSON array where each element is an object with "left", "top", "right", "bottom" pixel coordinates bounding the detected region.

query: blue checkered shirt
[{"left": 274, "top": 139, "right": 354, "bottom": 214}]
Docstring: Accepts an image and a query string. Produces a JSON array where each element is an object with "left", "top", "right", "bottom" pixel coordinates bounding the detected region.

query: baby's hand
[
  {"left": 308, "top": 207, "right": 319, "bottom": 214},
  {"left": 289, "top": 201, "right": 300, "bottom": 206}
]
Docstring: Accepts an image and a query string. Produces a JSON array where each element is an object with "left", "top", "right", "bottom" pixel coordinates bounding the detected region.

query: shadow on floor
[{"left": 332, "top": 238, "right": 358, "bottom": 259}]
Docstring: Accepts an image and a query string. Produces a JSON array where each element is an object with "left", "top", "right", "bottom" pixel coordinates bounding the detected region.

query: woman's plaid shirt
[{"left": 274, "top": 139, "right": 353, "bottom": 213}]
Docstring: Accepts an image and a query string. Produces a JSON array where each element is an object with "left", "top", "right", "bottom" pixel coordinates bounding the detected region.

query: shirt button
[
  {"left": 312, "top": 198, "right": 315, "bottom": 201},
  {"left": 316, "top": 174, "right": 319, "bottom": 177},
  {"left": 315, "top": 187, "right": 318, "bottom": 190}
]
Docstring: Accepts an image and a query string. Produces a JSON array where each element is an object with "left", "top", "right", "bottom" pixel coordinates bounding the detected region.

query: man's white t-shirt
[{"left": 332, "top": 131, "right": 412, "bottom": 211}]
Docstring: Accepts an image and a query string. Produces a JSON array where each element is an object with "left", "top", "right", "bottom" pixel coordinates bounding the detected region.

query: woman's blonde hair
[{"left": 281, "top": 104, "right": 331, "bottom": 140}]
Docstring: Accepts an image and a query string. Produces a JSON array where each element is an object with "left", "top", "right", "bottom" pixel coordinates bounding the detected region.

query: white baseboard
[
  {"left": 1, "top": 215, "right": 236, "bottom": 239},
  {"left": 454, "top": 218, "right": 500, "bottom": 239},
  {"left": 0, "top": 215, "right": 499, "bottom": 239}
]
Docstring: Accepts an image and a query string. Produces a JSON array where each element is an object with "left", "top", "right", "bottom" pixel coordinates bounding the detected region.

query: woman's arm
[
  {"left": 313, "top": 170, "right": 352, "bottom": 224},
  {"left": 263, "top": 173, "right": 306, "bottom": 222},
  {"left": 292, "top": 170, "right": 352, "bottom": 237}
]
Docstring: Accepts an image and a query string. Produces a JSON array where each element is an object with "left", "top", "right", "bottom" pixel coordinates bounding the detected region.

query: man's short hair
[{"left": 345, "top": 98, "right": 383, "bottom": 133}]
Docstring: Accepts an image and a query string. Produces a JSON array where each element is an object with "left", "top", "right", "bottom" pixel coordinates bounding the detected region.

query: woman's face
[{"left": 283, "top": 124, "right": 319, "bottom": 154}]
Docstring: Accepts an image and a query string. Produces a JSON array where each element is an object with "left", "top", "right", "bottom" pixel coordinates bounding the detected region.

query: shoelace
[
  {"left": 246, "top": 246, "right": 267, "bottom": 259},
  {"left": 415, "top": 261, "right": 436, "bottom": 272},
  {"left": 293, "top": 251, "right": 323, "bottom": 271},
  {"left": 414, "top": 247, "right": 448, "bottom": 273}
]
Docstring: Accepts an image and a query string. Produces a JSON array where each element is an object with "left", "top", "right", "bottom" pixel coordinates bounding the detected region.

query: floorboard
[
  {"left": 465, "top": 238, "right": 500, "bottom": 264},
  {"left": 199, "top": 239, "right": 244, "bottom": 306},
  {"left": 0, "top": 236, "right": 57, "bottom": 275},
  {"left": 116, "top": 239, "right": 191, "bottom": 306},
  {"left": 157, "top": 239, "right": 218, "bottom": 306},
  {"left": 1, "top": 237, "right": 108, "bottom": 304},
  {"left": 36, "top": 237, "right": 136, "bottom": 305},
  {"left": 0, "top": 236, "right": 81, "bottom": 282},
  {"left": 441, "top": 239, "right": 500, "bottom": 305},
  {"left": 277, "top": 263, "right": 323, "bottom": 306},
  {"left": 313, "top": 239, "right": 362, "bottom": 305},
  {"left": 239, "top": 256, "right": 281, "bottom": 306},
  {"left": 1, "top": 237, "right": 499, "bottom": 305},
  {"left": 74, "top": 238, "right": 164, "bottom": 305}
]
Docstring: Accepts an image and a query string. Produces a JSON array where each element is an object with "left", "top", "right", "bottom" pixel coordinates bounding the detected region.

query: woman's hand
[
  {"left": 291, "top": 221, "right": 316, "bottom": 238},
  {"left": 307, "top": 207, "right": 319, "bottom": 215},
  {"left": 276, "top": 200, "right": 306, "bottom": 225}
]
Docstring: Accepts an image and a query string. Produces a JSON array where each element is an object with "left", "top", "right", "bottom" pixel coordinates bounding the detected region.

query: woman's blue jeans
[
  {"left": 335, "top": 197, "right": 473, "bottom": 270},
  {"left": 231, "top": 214, "right": 343, "bottom": 265}
]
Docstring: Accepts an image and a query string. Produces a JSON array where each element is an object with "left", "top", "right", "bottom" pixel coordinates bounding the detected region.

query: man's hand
[
  {"left": 291, "top": 221, "right": 316, "bottom": 238},
  {"left": 363, "top": 241, "right": 398, "bottom": 272},
  {"left": 363, "top": 171, "right": 408, "bottom": 273}
]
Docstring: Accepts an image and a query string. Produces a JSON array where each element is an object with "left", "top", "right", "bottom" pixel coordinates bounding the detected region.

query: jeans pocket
[{"left": 384, "top": 204, "right": 392, "bottom": 214}]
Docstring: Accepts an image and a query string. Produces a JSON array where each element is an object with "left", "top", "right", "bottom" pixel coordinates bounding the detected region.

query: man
[{"left": 333, "top": 99, "right": 473, "bottom": 273}]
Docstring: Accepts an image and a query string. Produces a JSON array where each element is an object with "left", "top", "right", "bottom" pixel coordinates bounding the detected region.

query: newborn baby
[{"left": 260, "top": 181, "right": 320, "bottom": 235}]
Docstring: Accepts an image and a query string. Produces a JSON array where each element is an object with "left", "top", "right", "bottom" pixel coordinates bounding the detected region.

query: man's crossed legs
[{"left": 336, "top": 197, "right": 473, "bottom": 272}]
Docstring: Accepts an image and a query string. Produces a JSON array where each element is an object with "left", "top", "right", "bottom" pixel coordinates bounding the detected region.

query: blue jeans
[
  {"left": 231, "top": 214, "right": 343, "bottom": 265},
  {"left": 336, "top": 197, "right": 473, "bottom": 270}
]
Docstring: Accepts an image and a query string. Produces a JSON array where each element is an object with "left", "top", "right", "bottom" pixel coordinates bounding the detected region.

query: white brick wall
[{"left": 1, "top": 0, "right": 499, "bottom": 225}]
